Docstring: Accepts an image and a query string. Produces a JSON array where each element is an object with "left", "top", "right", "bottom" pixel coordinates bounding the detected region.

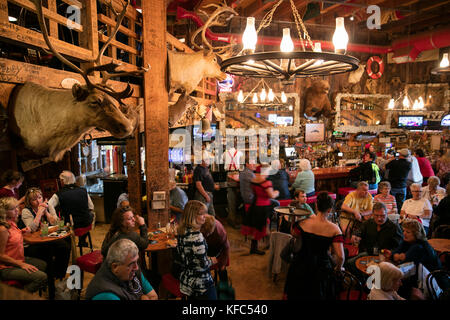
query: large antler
[
  {"left": 31, "top": 0, "right": 149, "bottom": 104},
  {"left": 190, "top": 0, "right": 237, "bottom": 59}
]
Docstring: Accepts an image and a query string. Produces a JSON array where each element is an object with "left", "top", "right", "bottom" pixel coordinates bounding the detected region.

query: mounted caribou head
[{"left": 8, "top": 0, "right": 148, "bottom": 162}]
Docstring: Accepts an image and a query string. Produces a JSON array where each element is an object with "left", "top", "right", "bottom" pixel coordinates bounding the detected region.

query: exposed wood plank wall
[{"left": 142, "top": 0, "right": 169, "bottom": 228}]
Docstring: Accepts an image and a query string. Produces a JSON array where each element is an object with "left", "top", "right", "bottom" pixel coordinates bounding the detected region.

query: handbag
[
  {"left": 280, "top": 235, "right": 302, "bottom": 263},
  {"left": 216, "top": 269, "right": 235, "bottom": 300}
]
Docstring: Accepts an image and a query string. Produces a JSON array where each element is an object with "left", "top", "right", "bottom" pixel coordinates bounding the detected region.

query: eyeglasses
[{"left": 373, "top": 214, "right": 386, "bottom": 218}]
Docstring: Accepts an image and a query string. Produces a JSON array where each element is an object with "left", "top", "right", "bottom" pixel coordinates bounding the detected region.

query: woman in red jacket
[{"left": 414, "top": 149, "right": 434, "bottom": 184}]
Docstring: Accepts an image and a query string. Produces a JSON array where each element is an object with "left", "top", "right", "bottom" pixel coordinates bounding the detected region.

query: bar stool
[
  {"left": 160, "top": 273, "right": 184, "bottom": 299},
  {"left": 368, "top": 189, "right": 378, "bottom": 196},
  {"left": 338, "top": 187, "right": 356, "bottom": 198},
  {"left": 75, "top": 250, "right": 103, "bottom": 299},
  {"left": 278, "top": 199, "right": 292, "bottom": 207}
]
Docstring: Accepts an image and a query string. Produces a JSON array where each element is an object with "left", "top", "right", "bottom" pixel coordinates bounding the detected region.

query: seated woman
[
  {"left": 393, "top": 219, "right": 442, "bottom": 299},
  {"left": 0, "top": 170, "right": 25, "bottom": 205},
  {"left": 284, "top": 192, "right": 344, "bottom": 300},
  {"left": 0, "top": 197, "right": 47, "bottom": 293},
  {"left": 400, "top": 183, "right": 433, "bottom": 234},
  {"left": 374, "top": 181, "right": 398, "bottom": 216},
  {"left": 101, "top": 206, "right": 149, "bottom": 259},
  {"left": 266, "top": 160, "right": 290, "bottom": 200},
  {"left": 421, "top": 176, "right": 446, "bottom": 207},
  {"left": 200, "top": 214, "right": 230, "bottom": 272},
  {"left": 367, "top": 262, "right": 405, "bottom": 300},
  {"left": 21, "top": 188, "right": 71, "bottom": 299},
  {"left": 291, "top": 159, "right": 315, "bottom": 197}
]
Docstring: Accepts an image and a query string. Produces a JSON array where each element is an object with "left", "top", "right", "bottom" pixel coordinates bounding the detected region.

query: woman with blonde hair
[
  {"left": 367, "top": 262, "right": 405, "bottom": 300},
  {"left": 21, "top": 187, "right": 57, "bottom": 231},
  {"left": 291, "top": 159, "right": 315, "bottom": 197},
  {"left": 176, "top": 200, "right": 217, "bottom": 300},
  {"left": 0, "top": 197, "right": 47, "bottom": 293}
]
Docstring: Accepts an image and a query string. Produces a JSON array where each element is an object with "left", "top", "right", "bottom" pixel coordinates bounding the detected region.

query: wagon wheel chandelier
[{"left": 221, "top": 0, "right": 359, "bottom": 83}]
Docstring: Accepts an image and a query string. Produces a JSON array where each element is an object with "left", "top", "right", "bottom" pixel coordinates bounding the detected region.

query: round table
[
  {"left": 274, "top": 206, "right": 311, "bottom": 224},
  {"left": 355, "top": 255, "right": 382, "bottom": 274},
  {"left": 23, "top": 226, "right": 71, "bottom": 244},
  {"left": 428, "top": 238, "right": 450, "bottom": 253}
]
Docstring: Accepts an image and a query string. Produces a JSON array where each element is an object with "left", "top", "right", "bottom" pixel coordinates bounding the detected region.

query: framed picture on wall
[{"left": 305, "top": 123, "right": 325, "bottom": 142}]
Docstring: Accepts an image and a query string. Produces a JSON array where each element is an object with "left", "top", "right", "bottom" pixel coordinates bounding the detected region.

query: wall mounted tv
[{"left": 398, "top": 115, "right": 424, "bottom": 129}]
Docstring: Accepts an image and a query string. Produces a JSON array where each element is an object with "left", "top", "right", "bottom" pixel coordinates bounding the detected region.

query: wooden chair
[
  {"left": 426, "top": 269, "right": 450, "bottom": 300},
  {"left": 335, "top": 270, "right": 367, "bottom": 300}
]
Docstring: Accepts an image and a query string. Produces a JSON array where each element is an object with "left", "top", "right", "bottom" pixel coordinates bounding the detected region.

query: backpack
[{"left": 370, "top": 163, "right": 381, "bottom": 185}]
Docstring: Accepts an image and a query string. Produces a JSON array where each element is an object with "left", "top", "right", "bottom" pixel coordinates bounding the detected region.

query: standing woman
[
  {"left": 176, "top": 200, "right": 217, "bottom": 300},
  {"left": 0, "top": 197, "right": 47, "bottom": 293},
  {"left": 414, "top": 149, "right": 434, "bottom": 184},
  {"left": 0, "top": 170, "right": 25, "bottom": 205},
  {"left": 241, "top": 165, "right": 279, "bottom": 255},
  {"left": 284, "top": 192, "right": 344, "bottom": 300},
  {"left": 101, "top": 206, "right": 149, "bottom": 258}
]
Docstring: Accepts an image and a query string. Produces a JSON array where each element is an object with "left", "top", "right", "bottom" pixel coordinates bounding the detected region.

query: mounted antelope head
[
  {"left": 168, "top": 1, "right": 237, "bottom": 96},
  {"left": 7, "top": 0, "right": 148, "bottom": 162}
]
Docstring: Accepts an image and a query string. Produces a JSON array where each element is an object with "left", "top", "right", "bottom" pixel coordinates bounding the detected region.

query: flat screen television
[
  {"left": 193, "top": 123, "right": 216, "bottom": 140},
  {"left": 284, "top": 147, "right": 296, "bottom": 158},
  {"left": 441, "top": 114, "right": 450, "bottom": 127},
  {"left": 169, "top": 148, "right": 184, "bottom": 163},
  {"left": 398, "top": 115, "right": 424, "bottom": 128}
]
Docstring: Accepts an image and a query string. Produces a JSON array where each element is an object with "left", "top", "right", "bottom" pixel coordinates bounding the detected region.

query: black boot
[{"left": 250, "top": 240, "right": 265, "bottom": 255}]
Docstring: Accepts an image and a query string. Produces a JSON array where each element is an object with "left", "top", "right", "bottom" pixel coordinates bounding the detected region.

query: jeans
[
  {"left": 194, "top": 191, "right": 215, "bottom": 216},
  {"left": 391, "top": 187, "right": 407, "bottom": 212},
  {"left": 0, "top": 257, "right": 47, "bottom": 293},
  {"left": 188, "top": 284, "right": 217, "bottom": 300}
]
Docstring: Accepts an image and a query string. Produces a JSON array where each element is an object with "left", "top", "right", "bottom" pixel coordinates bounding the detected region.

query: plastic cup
[{"left": 41, "top": 223, "right": 49, "bottom": 237}]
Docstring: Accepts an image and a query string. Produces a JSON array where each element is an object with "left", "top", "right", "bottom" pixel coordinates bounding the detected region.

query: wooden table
[
  {"left": 428, "top": 238, "right": 450, "bottom": 253},
  {"left": 145, "top": 229, "right": 177, "bottom": 274},
  {"left": 355, "top": 255, "right": 382, "bottom": 274},
  {"left": 23, "top": 226, "right": 71, "bottom": 244}
]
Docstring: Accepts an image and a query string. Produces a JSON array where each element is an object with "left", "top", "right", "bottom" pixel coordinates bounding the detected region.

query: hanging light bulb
[
  {"left": 418, "top": 96, "right": 424, "bottom": 109},
  {"left": 388, "top": 98, "right": 395, "bottom": 110},
  {"left": 288, "top": 105, "right": 293, "bottom": 111},
  {"left": 440, "top": 53, "right": 449, "bottom": 68},
  {"left": 268, "top": 89, "right": 275, "bottom": 102},
  {"left": 242, "top": 17, "right": 257, "bottom": 53},
  {"left": 252, "top": 93, "right": 258, "bottom": 104},
  {"left": 412, "top": 99, "right": 419, "bottom": 110},
  {"left": 332, "top": 17, "right": 349, "bottom": 54},
  {"left": 402, "top": 95, "right": 410, "bottom": 109},
  {"left": 313, "top": 42, "right": 324, "bottom": 66},
  {"left": 280, "top": 28, "right": 294, "bottom": 53},
  {"left": 281, "top": 92, "right": 287, "bottom": 103},
  {"left": 260, "top": 88, "right": 267, "bottom": 101},
  {"left": 237, "top": 90, "right": 244, "bottom": 103}
]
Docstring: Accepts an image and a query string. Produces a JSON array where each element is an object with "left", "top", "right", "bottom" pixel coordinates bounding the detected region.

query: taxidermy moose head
[{"left": 7, "top": 0, "right": 148, "bottom": 162}]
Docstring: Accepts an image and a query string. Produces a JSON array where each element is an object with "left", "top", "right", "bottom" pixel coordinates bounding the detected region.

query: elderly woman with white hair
[
  {"left": 291, "top": 159, "right": 315, "bottom": 197},
  {"left": 421, "top": 176, "right": 446, "bottom": 207},
  {"left": 367, "top": 262, "right": 405, "bottom": 300},
  {"left": 400, "top": 183, "right": 433, "bottom": 234}
]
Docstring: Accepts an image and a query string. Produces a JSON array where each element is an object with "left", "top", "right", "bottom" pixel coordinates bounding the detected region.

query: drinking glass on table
[
  {"left": 41, "top": 222, "right": 49, "bottom": 237},
  {"left": 58, "top": 218, "right": 65, "bottom": 232}
]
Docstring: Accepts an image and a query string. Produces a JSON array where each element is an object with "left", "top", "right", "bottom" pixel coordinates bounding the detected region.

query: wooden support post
[
  {"left": 126, "top": 125, "right": 142, "bottom": 216},
  {"left": 142, "top": 0, "right": 169, "bottom": 228},
  {"left": 0, "top": 0, "right": 8, "bottom": 23},
  {"left": 48, "top": 0, "right": 58, "bottom": 39},
  {"left": 80, "top": 0, "right": 98, "bottom": 72}
]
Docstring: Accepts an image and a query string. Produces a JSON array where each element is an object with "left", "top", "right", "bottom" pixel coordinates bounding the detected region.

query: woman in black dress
[{"left": 284, "top": 192, "right": 345, "bottom": 300}]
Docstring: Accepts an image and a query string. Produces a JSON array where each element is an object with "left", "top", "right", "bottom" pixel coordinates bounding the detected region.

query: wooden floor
[{"left": 82, "top": 220, "right": 286, "bottom": 300}]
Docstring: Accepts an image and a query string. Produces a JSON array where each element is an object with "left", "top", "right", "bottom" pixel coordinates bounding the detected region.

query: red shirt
[
  {"left": 0, "top": 187, "right": 19, "bottom": 200},
  {"left": 416, "top": 157, "right": 435, "bottom": 178}
]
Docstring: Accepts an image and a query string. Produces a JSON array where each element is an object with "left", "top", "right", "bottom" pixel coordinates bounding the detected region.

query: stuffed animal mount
[{"left": 303, "top": 79, "right": 336, "bottom": 120}]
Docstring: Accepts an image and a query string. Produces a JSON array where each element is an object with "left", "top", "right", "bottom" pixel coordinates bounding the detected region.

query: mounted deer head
[{"left": 6, "top": 0, "right": 149, "bottom": 162}]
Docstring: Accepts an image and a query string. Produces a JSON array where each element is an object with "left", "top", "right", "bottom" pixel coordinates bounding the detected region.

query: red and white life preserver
[{"left": 366, "top": 56, "right": 384, "bottom": 79}]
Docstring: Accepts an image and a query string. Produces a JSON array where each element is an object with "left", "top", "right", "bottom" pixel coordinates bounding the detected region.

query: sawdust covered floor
[{"left": 85, "top": 220, "right": 285, "bottom": 300}]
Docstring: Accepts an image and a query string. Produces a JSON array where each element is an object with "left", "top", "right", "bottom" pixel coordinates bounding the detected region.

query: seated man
[
  {"left": 279, "top": 189, "right": 314, "bottom": 234},
  {"left": 345, "top": 202, "right": 403, "bottom": 281},
  {"left": 340, "top": 181, "right": 373, "bottom": 238},
  {"left": 85, "top": 239, "right": 158, "bottom": 300}
]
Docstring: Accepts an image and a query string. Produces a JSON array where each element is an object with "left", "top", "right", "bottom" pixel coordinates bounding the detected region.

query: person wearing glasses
[{"left": 400, "top": 183, "right": 432, "bottom": 235}]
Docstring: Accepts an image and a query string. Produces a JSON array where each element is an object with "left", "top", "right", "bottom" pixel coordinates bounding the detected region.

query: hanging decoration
[{"left": 366, "top": 56, "right": 384, "bottom": 79}]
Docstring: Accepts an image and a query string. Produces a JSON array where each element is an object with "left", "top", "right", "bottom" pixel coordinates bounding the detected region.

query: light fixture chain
[
  {"left": 290, "top": 0, "right": 313, "bottom": 51},
  {"left": 256, "top": 0, "right": 284, "bottom": 33}
]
